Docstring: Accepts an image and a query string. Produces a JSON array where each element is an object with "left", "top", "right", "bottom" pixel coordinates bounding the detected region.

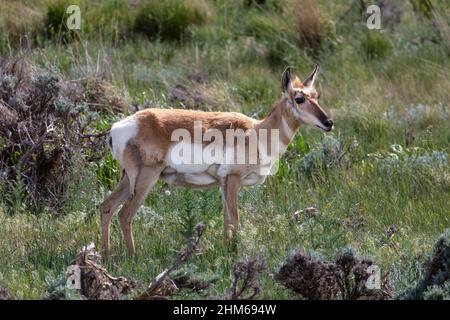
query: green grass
[{"left": 0, "top": 0, "right": 449, "bottom": 299}]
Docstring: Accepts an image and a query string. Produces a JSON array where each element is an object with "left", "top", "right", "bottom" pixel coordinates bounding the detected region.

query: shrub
[
  {"left": 44, "top": 0, "right": 135, "bottom": 43},
  {"left": 361, "top": 32, "right": 393, "bottom": 60},
  {"left": 83, "top": 0, "right": 134, "bottom": 42},
  {"left": 368, "top": 144, "right": 449, "bottom": 169},
  {"left": 0, "top": 59, "right": 114, "bottom": 213},
  {"left": 409, "top": 0, "right": 434, "bottom": 20},
  {"left": 423, "top": 285, "right": 449, "bottom": 300},
  {"left": 275, "top": 247, "right": 392, "bottom": 299},
  {"left": 44, "top": 0, "right": 79, "bottom": 42},
  {"left": 243, "top": 0, "right": 282, "bottom": 10},
  {"left": 134, "top": 0, "right": 211, "bottom": 41},
  {"left": 298, "top": 135, "right": 359, "bottom": 176},
  {"left": 400, "top": 229, "right": 450, "bottom": 300}
]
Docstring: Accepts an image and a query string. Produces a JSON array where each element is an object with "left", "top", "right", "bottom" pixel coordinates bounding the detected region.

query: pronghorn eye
[{"left": 295, "top": 96, "right": 305, "bottom": 104}]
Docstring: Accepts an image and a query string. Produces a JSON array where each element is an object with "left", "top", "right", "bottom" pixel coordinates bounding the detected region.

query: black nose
[{"left": 324, "top": 119, "right": 334, "bottom": 128}]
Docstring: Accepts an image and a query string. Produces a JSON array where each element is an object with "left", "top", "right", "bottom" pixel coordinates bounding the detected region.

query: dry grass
[
  {"left": 0, "top": 1, "right": 44, "bottom": 46},
  {"left": 290, "top": 0, "right": 323, "bottom": 53}
]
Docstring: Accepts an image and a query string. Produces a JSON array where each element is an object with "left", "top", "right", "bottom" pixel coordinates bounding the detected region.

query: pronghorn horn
[
  {"left": 303, "top": 64, "right": 319, "bottom": 87},
  {"left": 281, "top": 66, "right": 292, "bottom": 92}
]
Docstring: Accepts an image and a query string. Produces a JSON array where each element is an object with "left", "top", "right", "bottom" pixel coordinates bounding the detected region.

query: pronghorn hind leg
[
  {"left": 100, "top": 171, "right": 130, "bottom": 253},
  {"left": 221, "top": 174, "right": 241, "bottom": 241},
  {"left": 118, "top": 164, "right": 164, "bottom": 255}
]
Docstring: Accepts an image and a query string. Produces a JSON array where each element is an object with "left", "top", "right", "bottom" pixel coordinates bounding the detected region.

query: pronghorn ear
[
  {"left": 303, "top": 64, "right": 319, "bottom": 88},
  {"left": 281, "top": 66, "right": 292, "bottom": 92}
]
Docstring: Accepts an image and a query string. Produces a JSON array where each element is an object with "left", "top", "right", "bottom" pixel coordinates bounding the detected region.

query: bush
[
  {"left": 299, "top": 135, "right": 358, "bottom": 176},
  {"left": 134, "top": 0, "right": 211, "bottom": 41},
  {"left": 44, "top": 0, "right": 79, "bottom": 42},
  {"left": 361, "top": 32, "right": 393, "bottom": 60},
  {"left": 410, "top": 0, "right": 434, "bottom": 20},
  {"left": 368, "top": 144, "right": 449, "bottom": 169},
  {"left": 0, "top": 59, "right": 118, "bottom": 213},
  {"left": 243, "top": 0, "right": 282, "bottom": 10},
  {"left": 400, "top": 229, "right": 450, "bottom": 300},
  {"left": 275, "top": 247, "right": 392, "bottom": 299},
  {"left": 83, "top": 0, "right": 134, "bottom": 42}
]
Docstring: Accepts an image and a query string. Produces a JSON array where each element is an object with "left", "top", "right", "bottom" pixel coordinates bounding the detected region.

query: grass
[
  {"left": 0, "top": 0, "right": 449, "bottom": 299},
  {"left": 134, "top": 0, "right": 211, "bottom": 41}
]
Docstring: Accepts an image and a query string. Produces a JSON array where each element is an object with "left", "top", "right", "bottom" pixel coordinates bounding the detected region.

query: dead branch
[
  {"left": 135, "top": 223, "right": 205, "bottom": 300},
  {"left": 70, "top": 243, "right": 136, "bottom": 300},
  {"left": 230, "top": 258, "right": 265, "bottom": 300}
]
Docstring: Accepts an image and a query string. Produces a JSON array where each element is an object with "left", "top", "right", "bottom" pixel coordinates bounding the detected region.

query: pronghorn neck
[{"left": 256, "top": 97, "right": 301, "bottom": 153}]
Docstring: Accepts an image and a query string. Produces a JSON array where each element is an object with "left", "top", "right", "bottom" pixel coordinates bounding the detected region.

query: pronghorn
[{"left": 100, "top": 65, "right": 333, "bottom": 255}]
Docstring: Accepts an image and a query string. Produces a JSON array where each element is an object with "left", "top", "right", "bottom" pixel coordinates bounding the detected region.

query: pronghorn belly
[
  {"left": 160, "top": 169, "right": 219, "bottom": 188},
  {"left": 240, "top": 172, "right": 267, "bottom": 186},
  {"left": 160, "top": 164, "right": 270, "bottom": 188}
]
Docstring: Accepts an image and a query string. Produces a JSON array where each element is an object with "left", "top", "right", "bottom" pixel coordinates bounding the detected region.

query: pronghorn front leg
[{"left": 220, "top": 174, "right": 241, "bottom": 240}]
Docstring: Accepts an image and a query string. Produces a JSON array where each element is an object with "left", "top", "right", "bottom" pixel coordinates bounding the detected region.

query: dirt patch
[{"left": 168, "top": 72, "right": 217, "bottom": 110}]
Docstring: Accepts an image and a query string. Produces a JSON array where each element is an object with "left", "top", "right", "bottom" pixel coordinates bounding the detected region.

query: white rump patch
[{"left": 110, "top": 115, "right": 138, "bottom": 164}]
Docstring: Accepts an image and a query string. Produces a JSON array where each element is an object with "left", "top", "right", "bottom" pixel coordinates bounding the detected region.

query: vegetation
[{"left": 0, "top": 0, "right": 449, "bottom": 299}]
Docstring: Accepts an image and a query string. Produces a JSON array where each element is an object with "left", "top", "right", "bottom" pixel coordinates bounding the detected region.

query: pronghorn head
[{"left": 281, "top": 65, "right": 334, "bottom": 132}]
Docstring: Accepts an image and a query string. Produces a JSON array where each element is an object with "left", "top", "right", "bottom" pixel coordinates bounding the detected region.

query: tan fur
[
  {"left": 134, "top": 108, "right": 257, "bottom": 165},
  {"left": 221, "top": 174, "right": 241, "bottom": 238},
  {"left": 100, "top": 66, "right": 333, "bottom": 255}
]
